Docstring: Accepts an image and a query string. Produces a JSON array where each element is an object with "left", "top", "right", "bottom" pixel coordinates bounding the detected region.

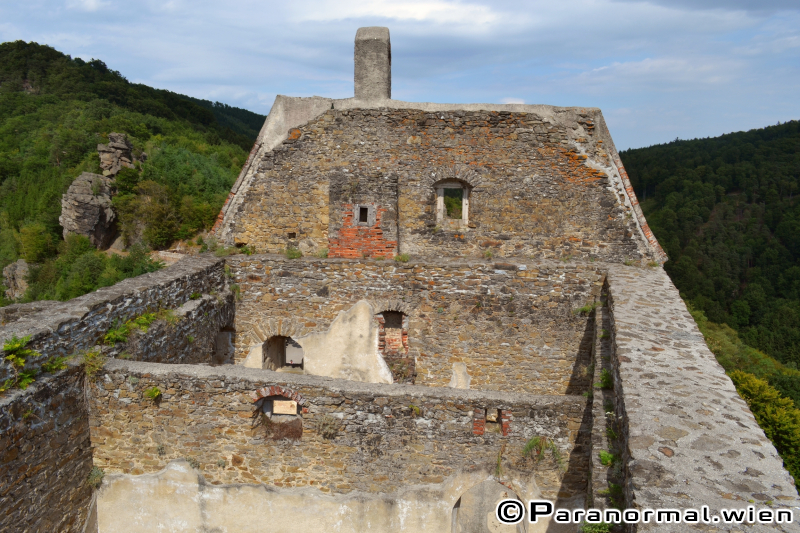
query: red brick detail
[
  {"left": 250, "top": 386, "right": 306, "bottom": 406},
  {"left": 473, "top": 410, "right": 486, "bottom": 435},
  {"left": 329, "top": 204, "right": 398, "bottom": 258},
  {"left": 375, "top": 314, "right": 409, "bottom": 357},
  {"left": 500, "top": 410, "right": 512, "bottom": 436}
]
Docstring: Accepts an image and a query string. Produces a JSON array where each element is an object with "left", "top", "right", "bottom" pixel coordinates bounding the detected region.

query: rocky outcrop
[
  {"left": 98, "top": 132, "right": 135, "bottom": 177},
  {"left": 59, "top": 172, "right": 117, "bottom": 249},
  {"left": 3, "top": 259, "right": 29, "bottom": 300}
]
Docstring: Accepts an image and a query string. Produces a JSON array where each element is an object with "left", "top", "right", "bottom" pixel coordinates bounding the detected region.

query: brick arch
[
  {"left": 239, "top": 317, "right": 306, "bottom": 347},
  {"left": 250, "top": 385, "right": 306, "bottom": 406},
  {"left": 369, "top": 298, "right": 414, "bottom": 316},
  {"left": 420, "top": 164, "right": 486, "bottom": 191}
]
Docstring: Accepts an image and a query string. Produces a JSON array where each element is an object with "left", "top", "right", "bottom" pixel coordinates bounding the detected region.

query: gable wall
[{"left": 230, "top": 108, "right": 654, "bottom": 263}]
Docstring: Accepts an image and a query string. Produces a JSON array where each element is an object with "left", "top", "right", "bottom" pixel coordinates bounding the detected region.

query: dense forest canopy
[
  {"left": 621, "top": 121, "right": 800, "bottom": 365},
  {"left": 0, "top": 40, "right": 265, "bottom": 303}
]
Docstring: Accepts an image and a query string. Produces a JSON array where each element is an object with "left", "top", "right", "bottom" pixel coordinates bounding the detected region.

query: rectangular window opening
[
  {"left": 287, "top": 232, "right": 297, "bottom": 239},
  {"left": 359, "top": 206, "right": 369, "bottom": 223},
  {"left": 443, "top": 189, "right": 463, "bottom": 220}
]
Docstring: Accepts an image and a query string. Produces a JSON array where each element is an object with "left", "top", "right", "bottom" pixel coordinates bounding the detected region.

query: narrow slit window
[{"left": 359, "top": 206, "right": 369, "bottom": 223}]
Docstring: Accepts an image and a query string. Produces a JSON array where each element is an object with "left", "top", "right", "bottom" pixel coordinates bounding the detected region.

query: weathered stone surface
[
  {"left": 111, "top": 290, "right": 236, "bottom": 365},
  {"left": 607, "top": 266, "right": 800, "bottom": 531},
  {"left": 354, "top": 27, "right": 391, "bottom": 102},
  {"left": 89, "top": 359, "right": 589, "bottom": 506},
  {"left": 59, "top": 171, "right": 117, "bottom": 249},
  {"left": 2, "top": 258, "right": 28, "bottom": 300},
  {"left": 0, "top": 299, "right": 59, "bottom": 326},
  {"left": 0, "top": 367, "right": 93, "bottom": 533},
  {"left": 0, "top": 255, "right": 227, "bottom": 383},
  {"left": 229, "top": 255, "right": 602, "bottom": 395},
  {"left": 219, "top": 107, "right": 662, "bottom": 265},
  {"left": 97, "top": 132, "right": 134, "bottom": 177}
]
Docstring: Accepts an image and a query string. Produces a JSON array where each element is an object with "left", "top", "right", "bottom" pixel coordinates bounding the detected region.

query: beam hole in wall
[
  {"left": 485, "top": 408, "right": 501, "bottom": 434},
  {"left": 287, "top": 232, "right": 297, "bottom": 239},
  {"left": 213, "top": 327, "right": 235, "bottom": 365},
  {"left": 263, "top": 335, "right": 305, "bottom": 373}
]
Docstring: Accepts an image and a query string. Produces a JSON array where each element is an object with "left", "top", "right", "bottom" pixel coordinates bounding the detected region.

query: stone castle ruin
[{"left": 1, "top": 27, "right": 798, "bottom": 533}]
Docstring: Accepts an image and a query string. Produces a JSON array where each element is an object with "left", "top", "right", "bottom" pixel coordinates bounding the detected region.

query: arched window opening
[
  {"left": 252, "top": 394, "right": 303, "bottom": 440},
  {"left": 376, "top": 310, "right": 414, "bottom": 384},
  {"left": 264, "top": 335, "right": 304, "bottom": 372},
  {"left": 435, "top": 179, "right": 470, "bottom": 229}
]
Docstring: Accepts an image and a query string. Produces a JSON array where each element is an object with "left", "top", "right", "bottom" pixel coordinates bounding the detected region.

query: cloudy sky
[{"left": 1, "top": 0, "right": 798, "bottom": 149}]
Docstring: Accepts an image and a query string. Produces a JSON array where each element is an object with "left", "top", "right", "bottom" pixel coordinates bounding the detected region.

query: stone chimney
[{"left": 354, "top": 27, "right": 391, "bottom": 101}]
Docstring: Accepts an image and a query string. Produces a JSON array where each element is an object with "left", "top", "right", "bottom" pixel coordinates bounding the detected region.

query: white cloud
[
  {"left": 294, "top": 0, "right": 499, "bottom": 25},
  {"left": 65, "top": 0, "right": 109, "bottom": 12},
  {"left": 0, "top": 0, "right": 797, "bottom": 149}
]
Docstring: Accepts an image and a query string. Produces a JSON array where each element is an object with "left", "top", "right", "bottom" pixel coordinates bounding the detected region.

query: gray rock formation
[
  {"left": 3, "top": 259, "right": 29, "bottom": 300},
  {"left": 98, "top": 132, "right": 134, "bottom": 177},
  {"left": 59, "top": 172, "right": 117, "bottom": 249}
]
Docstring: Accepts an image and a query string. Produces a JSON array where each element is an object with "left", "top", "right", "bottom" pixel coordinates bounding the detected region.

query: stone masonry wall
[
  {"left": 0, "top": 366, "right": 93, "bottom": 533},
  {"left": 0, "top": 256, "right": 227, "bottom": 383},
  {"left": 89, "top": 359, "right": 590, "bottom": 503},
  {"left": 228, "top": 108, "right": 655, "bottom": 263},
  {"left": 108, "top": 290, "right": 236, "bottom": 365},
  {"left": 228, "top": 255, "right": 604, "bottom": 395},
  {"left": 328, "top": 167, "right": 399, "bottom": 258},
  {"left": 606, "top": 267, "right": 800, "bottom": 532}
]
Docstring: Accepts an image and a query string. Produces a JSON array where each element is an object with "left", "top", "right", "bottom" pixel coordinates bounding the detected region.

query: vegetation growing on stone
[
  {"left": 598, "top": 450, "right": 617, "bottom": 466},
  {"left": 80, "top": 348, "right": 106, "bottom": 378},
  {"left": 596, "top": 369, "right": 614, "bottom": 390},
  {"left": 41, "top": 356, "right": 68, "bottom": 374},
  {"left": 522, "top": 436, "right": 564, "bottom": 470},
  {"left": 1, "top": 334, "right": 41, "bottom": 391},
  {"left": 86, "top": 466, "right": 104, "bottom": 489},
  {"left": 284, "top": 247, "right": 302, "bottom": 259},
  {"left": 144, "top": 386, "right": 162, "bottom": 401}
]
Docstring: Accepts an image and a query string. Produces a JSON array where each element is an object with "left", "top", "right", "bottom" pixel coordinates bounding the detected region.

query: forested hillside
[
  {"left": 622, "top": 121, "right": 800, "bottom": 364},
  {"left": 0, "top": 40, "right": 265, "bottom": 303},
  {"left": 622, "top": 122, "right": 800, "bottom": 485}
]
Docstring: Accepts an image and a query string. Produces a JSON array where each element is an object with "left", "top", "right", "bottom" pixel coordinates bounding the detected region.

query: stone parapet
[
  {"left": 0, "top": 366, "right": 93, "bottom": 533},
  {"left": 0, "top": 255, "right": 227, "bottom": 382},
  {"left": 90, "top": 359, "right": 589, "bottom": 503},
  {"left": 606, "top": 266, "right": 800, "bottom": 532}
]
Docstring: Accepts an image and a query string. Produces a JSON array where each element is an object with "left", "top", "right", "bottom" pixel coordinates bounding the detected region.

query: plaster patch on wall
[
  {"left": 96, "top": 460, "right": 551, "bottom": 533},
  {"left": 449, "top": 362, "right": 471, "bottom": 389},
  {"left": 242, "top": 300, "right": 392, "bottom": 384}
]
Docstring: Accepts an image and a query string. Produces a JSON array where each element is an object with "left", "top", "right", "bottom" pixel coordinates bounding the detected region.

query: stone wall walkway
[{"left": 607, "top": 266, "right": 800, "bottom": 532}]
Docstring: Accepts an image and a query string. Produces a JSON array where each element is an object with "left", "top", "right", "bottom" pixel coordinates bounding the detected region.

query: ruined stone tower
[{"left": 1, "top": 28, "right": 797, "bottom": 533}]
